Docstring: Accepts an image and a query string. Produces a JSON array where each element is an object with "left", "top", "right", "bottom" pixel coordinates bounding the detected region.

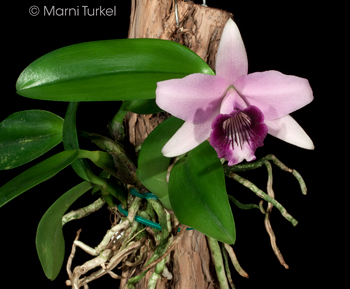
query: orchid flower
[{"left": 156, "top": 19, "right": 314, "bottom": 166}]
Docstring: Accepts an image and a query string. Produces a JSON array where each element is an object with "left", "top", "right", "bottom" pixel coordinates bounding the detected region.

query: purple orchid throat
[
  {"left": 210, "top": 106, "right": 268, "bottom": 166},
  {"left": 155, "top": 19, "right": 314, "bottom": 166}
]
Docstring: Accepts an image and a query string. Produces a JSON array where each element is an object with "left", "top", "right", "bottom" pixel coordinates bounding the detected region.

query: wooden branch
[
  {"left": 128, "top": 0, "right": 233, "bottom": 70},
  {"left": 126, "top": 0, "right": 233, "bottom": 148},
  {"left": 124, "top": 2, "right": 233, "bottom": 288}
]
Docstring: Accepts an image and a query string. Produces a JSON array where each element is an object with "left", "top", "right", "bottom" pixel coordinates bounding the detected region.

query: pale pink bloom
[{"left": 156, "top": 19, "right": 314, "bottom": 165}]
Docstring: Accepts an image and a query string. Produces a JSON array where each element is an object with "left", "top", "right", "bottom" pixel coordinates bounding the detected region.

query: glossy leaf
[
  {"left": 0, "top": 110, "right": 63, "bottom": 170},
  {"left": 62, "top": 104, "right": 127, "bottom": 205},
  {"left": 36, "top": 181, "right": 93, "bottom": 280},
  {"left": 136, "top": 117, "right": 184, "bottom": 209},
  {"left": 169, "top": 141, "right": 235, "bottom": 244},
  {"left": 16, "top": 39, "right": 214, "bottom": 101},
  {"left": 124, "top": 99, "right": 162, "bottom": 114},
  {"left": 0, "top": 150, "right": 79, "bottom": 207},
  {"left": 63, "top": 102, "right": 92, "bottom": 181}
]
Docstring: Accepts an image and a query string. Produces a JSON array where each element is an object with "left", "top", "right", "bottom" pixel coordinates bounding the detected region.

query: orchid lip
[
  {"left": 209, "top": 106, "right": 268, "bottom": 166},
  {"left": 223, "top": 111, "right": 251, "bottom": 149}
]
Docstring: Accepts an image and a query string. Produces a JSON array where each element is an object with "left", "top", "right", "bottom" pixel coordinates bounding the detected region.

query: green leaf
[
  {"left": 16, "top": 39, "right": 214, "bottom": 101},
  {"left": 36, "top": 181, "right": 92, "bottom": 280},
  {"left": 62, "top": 105, "right": 127, "bottom": 205},
  {"left": 0, "top": 150, "right": 79, "bottom": 207},
  {"left": 169, "top": 141, "right": 235, "bottom": 244},
  {"left": 0, "top": 110, "right": 63, "bottom": 170},
  {"left": 124, "top": 99, "right": 162, "bottom": 114},
  {"left": 0, "top": 148, "right": 129, "bottom": 208},
  {"left": 63, "top": 102, "right": 92, "bottom": 181},
  {"left": 136, "top": 117, "right": 184, "bottom": 209}
]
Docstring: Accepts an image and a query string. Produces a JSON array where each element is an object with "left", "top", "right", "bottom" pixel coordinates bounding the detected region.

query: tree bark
[{"left": 122, "top": 1, "right": 233, "bottom": 288}]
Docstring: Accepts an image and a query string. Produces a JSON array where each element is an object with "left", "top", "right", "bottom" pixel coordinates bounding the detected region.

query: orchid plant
[{"left": 0, "top": 16, "right": 313, "bottom": 289}]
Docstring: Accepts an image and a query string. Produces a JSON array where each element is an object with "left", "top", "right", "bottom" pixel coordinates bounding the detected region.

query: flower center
[
  {"left": 222, "top": 112, "right": 252, "bottom": 149},
  {"left": 209, "top": 105, "right": 268, "bottom": 166}
]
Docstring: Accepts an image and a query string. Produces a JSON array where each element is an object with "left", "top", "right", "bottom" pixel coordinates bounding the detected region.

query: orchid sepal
[{"left": 265, "top": 115, "right": 314, "bottom": 150}]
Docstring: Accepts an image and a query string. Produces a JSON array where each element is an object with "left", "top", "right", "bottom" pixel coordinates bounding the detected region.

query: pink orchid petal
[
  {"left": 220, "top": 88, "right": 248, "bottom": 114},
  {"left": 234, "top": 70, "right": 313, "bottom": 120},
  {"left": 215, "top": 19, "right": 248, "bottom": 84},
  {"left": 265, "top": 115, "right": 314, "bottom": 149},
  {"left": 162, "top": 121, "right": 213, "bottom": 157},
  {"left": 156, "top": 73, "right": 228, "bottom": 123}
]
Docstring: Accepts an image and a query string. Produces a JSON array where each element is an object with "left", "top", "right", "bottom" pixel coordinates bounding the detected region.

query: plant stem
[
  {"left": 226, "top": 172, "right": 298, "bottom": 226},
  {"left": 142, "top": 224, "right": 188, "bottom": 272},
  {"left": 221, "top": 243, "right": 236, "bottom": 289},
  {"left": 108, "top": 101, "right": 128, "bottom": 141},
  {"left": 66, "top": 229, "right": 82, "bottom": 281},
  {"left": 75, "top": 196, "right": 142, "bottom": 256},
  {"left": 227, "top": 194, "right": 261, "bottom": 211},
  {"left": 147, "top": 199, "right": 169, "bottom": 242},
  {"left": 224, "top": 154, "right": 307, "bottom": 195},
  {"left": 62, "top": 197, "right": 106, "bottom": 226},
  {"left": 292, "top": 169, "right": 307, "bottom": 195},
  {"left": 147, "top": 258, "right": 166, "bottom": 289},
  {"left": 223, "top": 243, "right": 249, "bottom": 279},
  {"left": 207, "top": 237, "right": 230, "bottom": 289},
  {"left": 77, "top": 239, "right": 144, "bottom": 288},
  {"left": 263, "top": 161, "right": 289, "bottom": 269},
  {"left": 82, "top": 134, "right": 144, "bottom": 189}
]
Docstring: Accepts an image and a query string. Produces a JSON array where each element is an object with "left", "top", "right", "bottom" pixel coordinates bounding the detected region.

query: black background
[{"left": 1, "top": 1, "right": 333, "bottom": 289}]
